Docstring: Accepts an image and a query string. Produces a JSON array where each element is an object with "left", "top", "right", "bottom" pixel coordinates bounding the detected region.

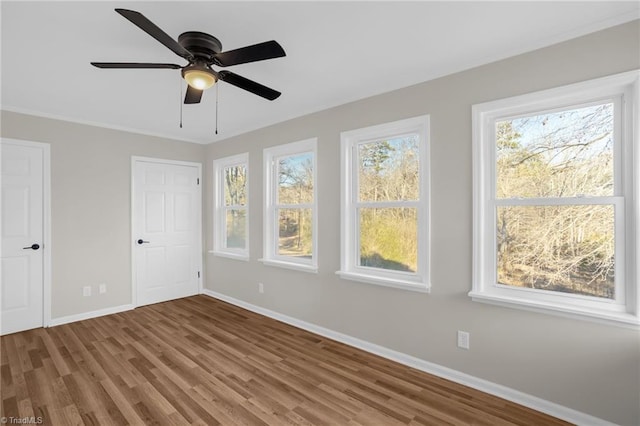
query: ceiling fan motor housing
[{"left": 178, "top": 31, "right": 223, "bottom": 61}]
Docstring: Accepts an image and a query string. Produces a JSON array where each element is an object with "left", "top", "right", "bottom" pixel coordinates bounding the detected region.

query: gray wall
[
  {"left": 204, "top": 21, "right": 640, "bottom": 425},
  {"left": 1, "top": 112, "right": 205, "bottom": 318}
]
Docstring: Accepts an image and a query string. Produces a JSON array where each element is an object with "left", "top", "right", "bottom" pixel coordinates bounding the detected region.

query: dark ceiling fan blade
[
  {"left": 184, "top": 85, "right": 203, "bottom": 104},
  {"left": 91, "top": 62, "right": 182, "bottom": 69},
  {"left": 218, "top": 70, "right": 281, "bottom": 100},
  {"left": 213, "top": 40, "right": 285, "bottom": 67},
  {"left": 115, "top": 9, "right": 194, "bottom": 61}
]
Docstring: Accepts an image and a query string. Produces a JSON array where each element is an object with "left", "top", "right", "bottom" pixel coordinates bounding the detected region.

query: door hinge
[{"left": 198, "top": 271, "right": 201, "bottom": 278}]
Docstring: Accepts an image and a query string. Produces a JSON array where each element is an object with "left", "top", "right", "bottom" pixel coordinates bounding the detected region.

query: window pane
[
  {"left": 358, "top": 136, "right": 419, "bottom": 202},
  {"left": 496, "top": 103, "right": 614, "bottom": 199},
  {"left": 278, "top": 153, "right": 313, "bottom": 204},
  {"left": 278, "top": 208, "right": 312, "bottom": 258},
  {"left": 225, "top": 209, "right": 246, "bottom": 249},
  {"left": 359, "top": 207, "right": 417, "bottom": 272},
  {"left": 224, "top": 165, "right": 247, "bottom": 206},
  {"left": 497, "top": 205, "right": 614, "bottom": 299}
]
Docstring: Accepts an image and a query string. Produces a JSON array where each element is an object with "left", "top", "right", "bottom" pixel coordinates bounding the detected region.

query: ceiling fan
[{"left": 91, "top": 9, "right": 286, "bottom": 104}]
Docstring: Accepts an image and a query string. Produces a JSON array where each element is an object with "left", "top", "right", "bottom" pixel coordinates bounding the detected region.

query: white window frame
[
  {"left": 212, "top": 153, "right": 249, "bottom": 261},
  {"left": 337, "top": 115, "right": 431, "bottom": 292},
  {"left": 261, "top": 138, "right": 318, "bottom": 273},
  {"left": 471, "top": 70, "right": 640, "bottom": 327}
]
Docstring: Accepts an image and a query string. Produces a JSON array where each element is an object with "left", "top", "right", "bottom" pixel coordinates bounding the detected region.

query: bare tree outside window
[
  {"left": 495, "top": 103, "right": 615, "bottom": 298},
  {"left": 277, "top": 153, "right": 313, "bottom": 258},
  {"left": 357, "top": 136, "right": 420, "bottom": 272},
  {"left": 224, "top": 164, "right": 247, "bottom": 249}
]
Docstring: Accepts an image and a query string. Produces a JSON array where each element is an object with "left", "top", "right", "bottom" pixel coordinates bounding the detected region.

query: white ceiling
[{"left": 2, "top": 1, "right": 638, "bottom": 144}]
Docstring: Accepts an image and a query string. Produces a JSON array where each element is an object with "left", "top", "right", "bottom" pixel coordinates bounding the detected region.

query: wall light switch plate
[{"left": 83, "top": 286, "right": 91, "bottom": 297}]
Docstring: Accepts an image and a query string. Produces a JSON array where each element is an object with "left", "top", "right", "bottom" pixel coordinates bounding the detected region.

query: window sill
[
  {"left": 208, "top": 250, "right": 249, "bottom": 262},
  {"left": 336, "top": 271, "right": 430, "bottom": 293},
  {"left": 468, "top": 291, "right": 640, "bottom": 328},
  {"left": 258, "top": 258, "right": 318, "bottom": 273}
]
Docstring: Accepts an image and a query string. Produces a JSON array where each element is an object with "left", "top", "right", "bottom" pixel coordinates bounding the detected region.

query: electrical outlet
[
  {"left": 83, "top": 286, "right": 91, "bottom": 297},
  {"left": 258, "top": 282, "right": 264, "bottom": 294},
  {"left": 457, "top": 331, "right": 470, "bottom": 350},
  {"left": 99, "top": 283, "right": 107, "bottom": 294}
]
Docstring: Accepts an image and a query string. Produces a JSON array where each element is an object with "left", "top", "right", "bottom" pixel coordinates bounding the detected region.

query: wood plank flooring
[{"left": 1, "top": 295, "right": 571, "bottom": 425}]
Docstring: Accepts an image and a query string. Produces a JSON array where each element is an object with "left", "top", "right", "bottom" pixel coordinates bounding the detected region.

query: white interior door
[
  {"left": 1, "top": 141, "right": 45, "bottom": 335},
  {"left": 133, "top": 158, "right": 201, "bottom": 307}
]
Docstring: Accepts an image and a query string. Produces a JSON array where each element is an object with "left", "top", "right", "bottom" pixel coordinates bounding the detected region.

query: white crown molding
[{"left": 1, "top": 106, "right": 205, "bottom": 145}]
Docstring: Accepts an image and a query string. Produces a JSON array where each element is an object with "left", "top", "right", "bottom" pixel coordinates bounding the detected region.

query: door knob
[
  {"left": 137, "top": 239, "right": 150, "bottom": 245},
  {"left": 23, "top": 243, "right": 40, "bottom": 250}
]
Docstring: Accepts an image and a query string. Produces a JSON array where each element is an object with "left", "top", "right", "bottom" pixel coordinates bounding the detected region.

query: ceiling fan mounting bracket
[{"left": 178, "top": 31, "right": 222, "bottom": 61}]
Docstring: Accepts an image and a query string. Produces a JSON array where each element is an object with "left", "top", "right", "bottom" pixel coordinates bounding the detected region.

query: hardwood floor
[{"left": 1, "top": 295, "right": 570, "bottom": 425}]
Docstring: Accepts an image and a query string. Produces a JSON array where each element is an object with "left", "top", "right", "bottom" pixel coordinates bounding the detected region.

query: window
[
  {"left": 213, "top": 153, "right": 249, "bottom": 260},
  {"left": 471, "top": 71, "right": 639, "bottom": 326},
  {"left": 262, "top": 138, "right": 317, "bottom": 272},
  {"left": 338, "top": 116, "right": 430, "bottom": 292}
]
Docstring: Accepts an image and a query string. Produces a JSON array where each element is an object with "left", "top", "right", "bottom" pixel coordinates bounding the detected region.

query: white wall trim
[
  {"left": 49, "top": 304, "right": 134, "bottom": 327},
  {"left": 42, "top": 142, "right": 52, "bottom": 328},
  {"left": 2, "top": 106, "right": 204, "bottom": 145},
  {"left": 201, "top": 289, "right": 616, "bottom": 426}
]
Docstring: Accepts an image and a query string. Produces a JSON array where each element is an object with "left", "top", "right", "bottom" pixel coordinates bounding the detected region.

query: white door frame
[
  {"left": 0, "top": 138, "right": 52, "bottom": 328},
  {"left": 131, "top": 156, "right": 203, "bottom": 308}
]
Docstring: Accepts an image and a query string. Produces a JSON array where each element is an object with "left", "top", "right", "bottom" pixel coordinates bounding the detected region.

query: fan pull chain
[
  {"left": 215, "top": 83, "right": 219, "bottom": 135},
  {"left": 179, "top": 77, "right": 183, "bottom": 128}
]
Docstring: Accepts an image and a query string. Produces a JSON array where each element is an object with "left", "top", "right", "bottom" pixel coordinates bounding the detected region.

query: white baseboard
[
  {"left": 201, "top": 289, "right": 614, "bottom": 426},
  {"left": 48, "top": 304, "right": 134, "bottom": 327}
]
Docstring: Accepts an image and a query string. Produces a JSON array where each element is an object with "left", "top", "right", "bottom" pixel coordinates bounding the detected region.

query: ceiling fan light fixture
[{"left": 182, "top": 65, "right": 217, "bottom": 90}]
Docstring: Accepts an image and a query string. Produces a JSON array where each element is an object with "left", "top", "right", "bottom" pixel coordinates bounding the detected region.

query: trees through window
[
  {"left": 276, "top": 152, "right": 314, "bottom": 259},
  {"left": 472, "top": 71, "right": 639, "bottom": 325},
  {"left": 262, "top": 139, "right": 317, "bottom": 271},
  {"left": 496, "top": 103, "right": 616, "bottom": 299},
  {"left": 357, "top": 136, "right": 420, "bottom": 272},
  {"left": 213, "top": 153, "right": 249, "bottom": 260},
  {"left": 339, "top": 116, "right": 430, "bottom": 291}
]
